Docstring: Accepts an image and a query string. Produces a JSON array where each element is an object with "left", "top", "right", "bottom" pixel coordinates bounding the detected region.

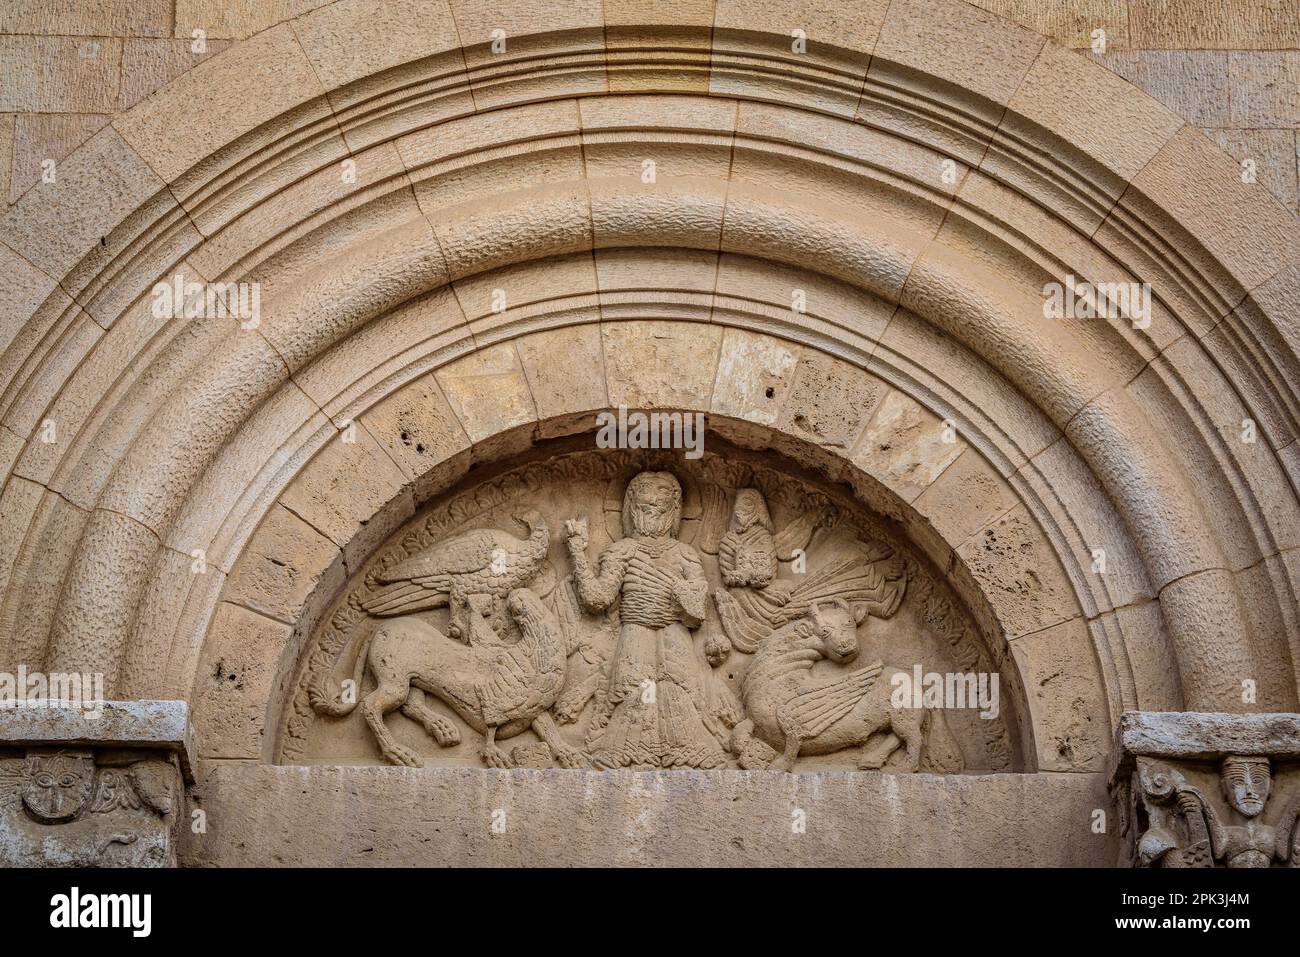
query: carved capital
[
  {"left": 0, "top": 700, "right": 195, "bottom": 867},
  {"left": 1110, "top": 711, "right": 1300, "bottom": 868}
]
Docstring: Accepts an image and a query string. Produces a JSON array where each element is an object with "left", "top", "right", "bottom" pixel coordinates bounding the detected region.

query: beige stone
[
  {"left": 969, "top": 0, "right": 1129, "bottom": 49},
  {"left": 118, "top": 38, "right": 233, "bottom": 110},
  {"left": 0, "top": 0, "right": 171, "bottom": 37},
  {"left": 224, "top": 504, "right": 342, "bottom": 625},
  {"left": 6, "top": 113, "right": 110, "bottom": 205},
  {"left": 357, "top": 373, "right": 472, "bottom": 483},
  {"left": 0, "top": 36, "right": 122, "bottom": 113},
  {"left": 870, "top": 0, "right": 1044, "bottom": 107},
  {"left": 452, "top": 0, "right": 606, "bottom": 109},
  {"left": 991, "top": 43, "right": 1185, "bottom": 229},
  {"left": 193, "top": 602, "right": 293, "bottom": 759},
  {"left": 1128, "top": 0, "right": 1300, "bottom": 50},
  {"left": 1202, "top": 128, "right": 1298, "bottom": 213},
  {"left": 913, "top": 448, "right": 1020, "bottom": 549},
  {"left": 278, "top": 425, "right": 411, "bottom": 550},
  {"left": 1009, "top": 617, "right": 1110, "bottom": 771},
  {"left": 515, "top": 324, "right": 608, "bottom": 435},
  {"left": 113, "top": 24, "right": 327, "bottom": 183},
  {"left": 709, "top": 328, "right": 800, "bottom": 426},
  {"left": 0, "top": 0, "right": 1297, "bottom": 870},
  {"left": 174, "top": 0, "right": 334, "bottom": 40},
  {"left": 776, "top": 351, "right": 882, "bottom": 450},
  {"left": 0, "top": 125, "right": 163, "bottom": 279},
  {"left": 957, "top": 504, "right": 1081, "bottom": 639},
  {"left": 1095, "top": 51, "right": 1232, "bottom": 128},
  {"left": 434, "top": 341, "right": 538, "bottom": 444},
  {"left": 603, "top": 320, "right": 723, "bottom": 410}
]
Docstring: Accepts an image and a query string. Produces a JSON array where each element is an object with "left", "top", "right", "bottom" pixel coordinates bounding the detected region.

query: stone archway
[{"left": 0, "top": 0, "right": 1296, "bottom": 867}]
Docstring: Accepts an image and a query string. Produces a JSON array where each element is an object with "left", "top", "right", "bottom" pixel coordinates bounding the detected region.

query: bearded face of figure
[
  {"left": 624, "top": 472, "right": 682, "bottom": 538},
  {"left": 1220, "top": 756, "right": 1271, "bottom": 818},
  {"left": 22, "top": 752, "right": 95, "bottom": 823}
]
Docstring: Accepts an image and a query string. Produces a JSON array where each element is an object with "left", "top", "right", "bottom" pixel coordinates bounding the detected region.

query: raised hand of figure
[{"left": 563, "top": 516, "right": 589, "bottom": 552}]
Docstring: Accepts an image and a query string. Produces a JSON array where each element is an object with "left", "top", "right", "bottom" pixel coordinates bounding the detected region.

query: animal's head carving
[{"left": 802, "top": 599, "right": 864, "bottom": 663}]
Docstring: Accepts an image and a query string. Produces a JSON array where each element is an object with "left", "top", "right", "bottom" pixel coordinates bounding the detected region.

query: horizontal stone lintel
[
  {"left": 0, "top": 699, "right": 195, "bottom": 782},
  {"left": 1113, "top": 711, "right": 1300, "bottom": 775},
  {"left": 185, "top": 765, "right": 1115, "bottom": 867}
]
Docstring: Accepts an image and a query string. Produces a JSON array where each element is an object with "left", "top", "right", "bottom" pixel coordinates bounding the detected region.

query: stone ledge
[
  {"left": 1113, "top": 711, "right": 1300, "bottom": 772},
  {"left": 183, "top": 764, "right": 1115, "bottom": 866},
  {"left": 0, "top": 699, "right": 195, "bottom": 781}
]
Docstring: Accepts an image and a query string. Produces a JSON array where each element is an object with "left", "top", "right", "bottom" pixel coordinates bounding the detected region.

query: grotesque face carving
[
  {"left": 623, "top": 472, "right": 682, "bottom": 538},
  {"left": 22, "top": 752, "right": 95, "bottom": 823},
  {"left": 1220, "top": 755, "right": 1271, "bottom": 818}
]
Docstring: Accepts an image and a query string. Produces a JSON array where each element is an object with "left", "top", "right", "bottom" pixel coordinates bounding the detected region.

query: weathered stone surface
[
  {"left": 183, "top": 764, "right": 1115, "bottom": 866},
  {"left": 0, "top": 36, "right": 122, "bottom": 113},
  {"left": 0, "top": 0, "right": 1298, "bottom": 871},
  {"left": 1116, "top": 711, "right": 1300, "bottom": 762}
]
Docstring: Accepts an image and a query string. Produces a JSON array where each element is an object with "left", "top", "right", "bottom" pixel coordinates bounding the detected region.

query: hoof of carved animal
[
  {"left": 385, "top": 745, "right": 425, "bottom": 768},
  {"left": 482, "top": 745, "right": 513, "bottom": 769}
]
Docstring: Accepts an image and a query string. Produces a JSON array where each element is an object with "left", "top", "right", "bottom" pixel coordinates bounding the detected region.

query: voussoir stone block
[
  {"left": 710, "top": 327, "right": 800, "bottom": 426},
  {"left": 113, "top": 23, "right": 328, "bottom": 183},
  {"left": 603, "top": 319, "right": 723, "bottom": 410}
]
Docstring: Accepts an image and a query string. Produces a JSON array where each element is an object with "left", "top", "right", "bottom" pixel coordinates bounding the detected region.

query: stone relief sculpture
[
  {"left": 731, "top": 599, "right": 938, "bottom": 772},
  {"left": 361, "top": 508, "right": 549, "bottom": 641},
  {"left": 564, "top": 471, "right": 736, "bottom": 769},
  {"left": 0, "top": 750, "right": 182, "bottom": 867},
  {"left": 291, "top": 450, "right": 1011, "bottom": 773},
  {"left": 1133, "top": 755, "right": 1300, "bottom": 868}
]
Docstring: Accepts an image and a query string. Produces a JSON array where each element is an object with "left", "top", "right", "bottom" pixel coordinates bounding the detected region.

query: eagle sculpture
[{"left": 361, "top": 510, "right": 550, "bottom": 641}]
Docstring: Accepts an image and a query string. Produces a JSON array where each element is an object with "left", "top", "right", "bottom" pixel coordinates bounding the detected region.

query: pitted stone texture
[
  {"left": 603, "top": 320, "right": 723, "bottom": 409},
  {"left": 358, "top": 373, "right": 471, "bottom": 482},
  {"left": 851, "top": 390, "right": 966, "bottom": 503},
  {"left": 184, "top": 765, "right": 1115, "bottom": 866},
  {"left": 775, "top": 352, "right": 882, "bottom": 451},
  {"left": 710, "top": 328, "right": 800, "bottom": 426},
  {"left": 913, "top": 448, "right": 1019, "bottom": 548},
  {"left": 193, "top": 602, "right": 292, "bottom": 760},
  {"left": 1009, "top": 617, "right": 1111, "bottom": 772},
  {"left": 958, "top": 504, "right": 1080, "bottom": 639}
]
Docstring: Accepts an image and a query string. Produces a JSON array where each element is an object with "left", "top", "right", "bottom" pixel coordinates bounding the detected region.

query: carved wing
[
  {"left": 776, "top": 661, "right": 883, "bottom": 740},
  {"left": 362, "top": 528, "right": 500, "bottom": 616},
  {"left": 772, "top": 511, "right": 821, "bottom": 561},
  {"left": 694, "top": 484, "right": 729, "bottom": 555},
  {"left": 91, "top": 769, "right": 142, "bottom": 815},
  {"left": 780, "top": 544, "right": 906, "bottom": 622}
]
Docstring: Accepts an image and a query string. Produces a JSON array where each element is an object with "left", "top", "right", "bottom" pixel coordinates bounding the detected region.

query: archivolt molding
[{"left": 0, "top": 0, "right": 1296, "bottom": 759}]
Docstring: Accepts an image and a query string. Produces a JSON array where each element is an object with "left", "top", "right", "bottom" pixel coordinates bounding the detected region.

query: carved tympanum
[{"left": 287, "top": 448, "right": 1017, "bottom": 772}]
